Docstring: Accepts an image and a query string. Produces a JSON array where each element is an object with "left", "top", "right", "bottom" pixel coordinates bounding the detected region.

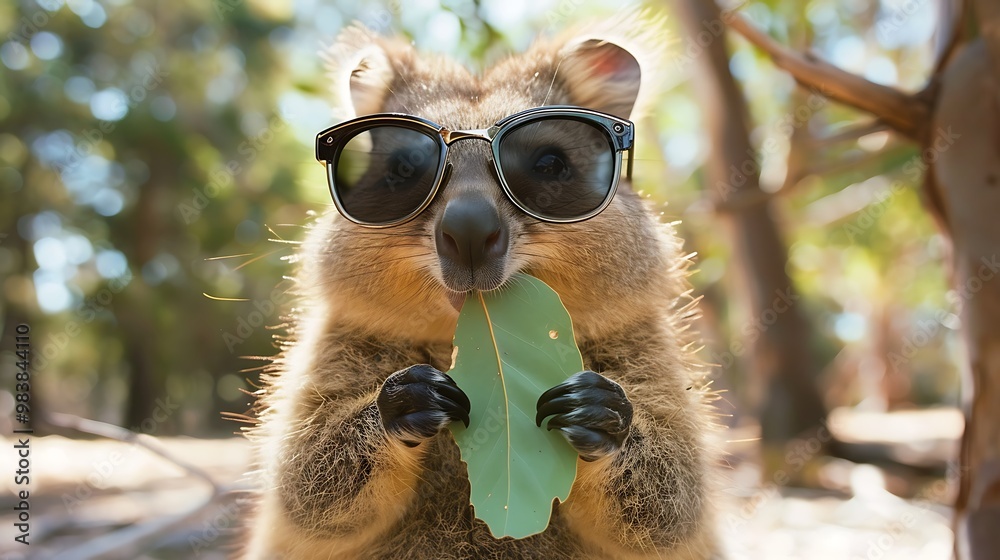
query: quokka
[{"left": 243, "top": 14, "right": 722, "bottom": 560}]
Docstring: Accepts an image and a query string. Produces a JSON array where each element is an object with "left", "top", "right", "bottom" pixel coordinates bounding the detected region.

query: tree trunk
[
  {"left": 927, "top": 37, "right": 1000, "bottom": 559},
  {"left": 118, "top": 151, "right": 170, "bottom": 429},
  {"left": 1, "top": 230, "right": 44, "bottom": 433},
  {"left": 674, "top": 0, "right": 828, "bottom": 447}
]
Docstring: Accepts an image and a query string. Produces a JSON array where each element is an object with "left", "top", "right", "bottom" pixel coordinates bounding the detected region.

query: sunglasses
[{"left": 315, "top": 105, "right": 635, "bottom": 227}]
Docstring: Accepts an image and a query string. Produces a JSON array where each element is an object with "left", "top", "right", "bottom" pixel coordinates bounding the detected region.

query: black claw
[
  {"left": 447, "top": 404, "right": 471, "bottom": 428},
  {"left": 537, "top": 383, "right": 571, "bottom": 408},
  {"left": 427, "top": 392, "right": 469, "bottom": 428},
  {"left": 537, "top": 393, "right": 617, "bottom": 428},
  {"left": 434, "top": 376, "right": 472, "bottom": 415},
  {"left": 534, "top": 370, "right": 633, "bottom": 460},
  {"left": 377, "top": 365, "right": 473, "bottom": 444},
  {"left": 535, "top": 394, "right": 578, "bottom": 427},
  {"left": 404, "top": 365, "right": 472, "bottom": 417},
  {"left": 544, "top": 414, "right": 569, "bottom": 431}
]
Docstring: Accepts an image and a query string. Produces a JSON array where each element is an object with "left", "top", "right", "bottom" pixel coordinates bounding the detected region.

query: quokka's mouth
[
  {"left": 442, "top": 274, "right": 511, "bottom": 312},
  {"left": 438, "top": 261, "right": 510, "bottom": 293}
]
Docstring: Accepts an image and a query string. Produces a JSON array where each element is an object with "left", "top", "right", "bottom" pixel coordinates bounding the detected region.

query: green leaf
[{"left": 448, "top": 273, "right": 582, "bottom": 539}]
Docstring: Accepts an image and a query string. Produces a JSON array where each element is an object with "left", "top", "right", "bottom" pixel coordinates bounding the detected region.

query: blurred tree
[
  {"left": 0, "top": 0, "right": 310, "bottom": 432},
  {"left": 674, "top": 0, "right": 828, "bottom": 456},
  {"left": 725, "top": 0, "right": 1000, "bottom": 555}
]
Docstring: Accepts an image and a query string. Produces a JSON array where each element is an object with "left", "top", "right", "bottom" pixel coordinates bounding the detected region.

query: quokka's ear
[
  {"left": 549, "top": 12, "right": 668, "bottom": 120},
  {"left": 557, "top": 39, "right": 641, "bottom": 120},
  {"left": 321, "top": 25, "right": 409, "bottom": 119}
]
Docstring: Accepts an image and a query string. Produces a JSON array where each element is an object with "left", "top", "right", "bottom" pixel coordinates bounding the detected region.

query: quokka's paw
[
  {"left": 377, "top": 364, "right": 471, "bottom": 447},
  {"left": 535, "top": 370, "right": 633, "bottom": 462}
]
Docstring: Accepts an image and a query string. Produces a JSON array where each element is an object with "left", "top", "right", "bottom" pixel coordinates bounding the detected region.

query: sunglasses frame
[{"left": 315, "top": 105, "right": 635, "bottom": 228}]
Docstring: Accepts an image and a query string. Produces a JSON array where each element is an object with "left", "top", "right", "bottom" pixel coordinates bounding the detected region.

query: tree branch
[
  {"left": 51, "top": 494, "right": 225, "bottom": 560},
  {"left": 813, "top": 120, "right": 890, "bottom": 148},
  {"left": 43, "top": 412, "right": 234, "bottom": 559},
  {"left": 725, "top": 11, "right": 932, "bottom": 142},
  {"left": 46, "top": 412, "right": 221, "bottom": 492},
  {"left": 933, "top": 0, "right": 968, "bottom": 75},
  {"left": 974, "top": 0, "right": 1000, "bottom": 80}
]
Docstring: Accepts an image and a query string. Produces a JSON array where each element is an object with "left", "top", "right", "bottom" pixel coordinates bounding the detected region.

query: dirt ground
[{"left": 0, "top": 407, "right": 959, "bottom": 559}]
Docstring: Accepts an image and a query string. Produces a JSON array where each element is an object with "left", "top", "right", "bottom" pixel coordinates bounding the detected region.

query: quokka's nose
[{"left": 436, "top": 194, "right": 508, "bottom": 272}]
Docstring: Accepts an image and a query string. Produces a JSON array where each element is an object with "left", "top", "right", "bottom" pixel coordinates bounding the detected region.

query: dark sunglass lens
[
  {"left": 497, "top": 118, "right": 615, "bottom": 219},
  {"left": 334, "top": 125, "right": 442, "bottom": 224}
]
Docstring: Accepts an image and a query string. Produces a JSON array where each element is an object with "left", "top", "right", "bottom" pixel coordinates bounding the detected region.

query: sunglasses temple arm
[{"left": 626, "top": 144, "right": 634, "bottom": 181}]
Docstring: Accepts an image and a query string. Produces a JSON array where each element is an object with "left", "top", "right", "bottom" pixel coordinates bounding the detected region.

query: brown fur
[{"left": 243, "top": 14, "right": 721, "bottom": 560}]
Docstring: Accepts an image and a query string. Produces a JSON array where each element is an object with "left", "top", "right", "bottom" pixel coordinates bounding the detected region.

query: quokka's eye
[
  {"left": 532, "top": 150, "right": 569, "bottom": 178},
  {"left": 379, "top": 148, "right": 435, "bottom": 191}
]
